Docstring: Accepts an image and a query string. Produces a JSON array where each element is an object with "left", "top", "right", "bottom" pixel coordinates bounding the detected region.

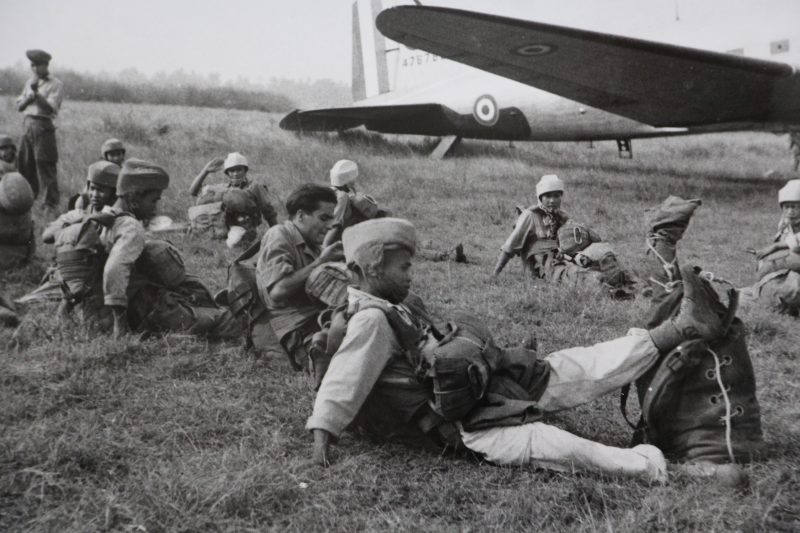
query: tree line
[{"left": 0, "top": 66, "right": 298, "bottom": 113}]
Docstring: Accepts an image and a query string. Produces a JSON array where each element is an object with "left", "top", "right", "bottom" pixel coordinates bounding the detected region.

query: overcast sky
[{"left": 1, "top": 0, "right": 797, "bottom": 84}]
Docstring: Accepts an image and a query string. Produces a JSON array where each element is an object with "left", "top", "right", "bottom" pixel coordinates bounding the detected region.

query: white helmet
[
  {"left": 330, "top": 159, "right": 359, "bottom": 187},
  {"left": 778, "top": 179, "right": 800, "bottom": 204},
  {"left": 223, "top": 152, "right": 248, "bottom": 172},
  {"left": 536, "top": 174, "right": 565, "bottom": 199}
]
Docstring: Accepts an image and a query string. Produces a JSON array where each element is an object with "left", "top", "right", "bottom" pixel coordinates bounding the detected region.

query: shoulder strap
[{"left": 234, "top": 238, "right": 261, "bottom": 263}]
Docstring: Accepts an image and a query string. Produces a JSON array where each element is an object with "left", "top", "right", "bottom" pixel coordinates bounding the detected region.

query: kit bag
[
  {"left": 136, "top": 239, "right": 186, "bottom": 289},
  {"left": 622, "top": 281, "right": 763, "bottom": 463}
]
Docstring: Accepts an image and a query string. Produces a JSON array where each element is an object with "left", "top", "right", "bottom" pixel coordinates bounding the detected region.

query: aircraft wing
[
  {"left": 280, "top": 103, "right": 462, "bottom": 135},
  {"left": 280, "top": 102, "right": 532, "bottom": 139},
  {"left": 376, "top": 6, "right": 797, "bottom": 128}
]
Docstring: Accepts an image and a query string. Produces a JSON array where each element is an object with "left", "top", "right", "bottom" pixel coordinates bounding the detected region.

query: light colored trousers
[{"left": 461, "top": 329, "right": 663, "bottom": 478}]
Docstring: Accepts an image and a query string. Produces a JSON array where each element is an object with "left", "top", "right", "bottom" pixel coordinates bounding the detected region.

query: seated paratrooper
[
  {"left": 54, "top": 158, "right": 241, "bottom": 339},
  {"left": 188, "top": 152, "right": 278, "bottom": 247},
  {"left": 307, "top": 216, "right": 744, "bottom": 481},
  {"left": 493, "top": 174, "right": 633, "bottom": 296},
  {"left": 70, "top": 138, "right": 127, "bottom": 211},
  {"left": 0, "top": 171, "right": 36, "bottom": 270},
  {"left": 0, "top": 171, "right": 35, "bottom": 326},
  {"left": 741, "top": 178, "right": 800, "bottom": 316},
  {"left": 0, "top": 134, "right": 19, "bottom": 175},
  {"left": 251, "top": 184, "right": 344, "bottom": 368}
]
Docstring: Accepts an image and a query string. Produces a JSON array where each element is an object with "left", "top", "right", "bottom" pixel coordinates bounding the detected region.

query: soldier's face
[
  {"left": 370, "top": 248, "right": 413, "bottom": 304},
  {"left": 88, "top": 182, "right": 116, "bottom": 209},
  {"left": 539, "top": 191, "right": 563, "bottom": 211},
  {"left": 30, "top": 62, "right": 48, "bottom": 78},
  {"left": 133, "top": 190, "right": 162, "bottom": 220},
  {"left": 0, "top": 145, "right": 14, "bottom": 162},
  {"left": 296, "top": 201, "right": 336, "bottom": 246},
  {"left": 105, "top": 150, "right": 125, "bottom": 166},
  {"left": 226, "top": 166, "right": 248, "bottom": 188},
  {"left": 782, "top": 201, "right": 800, "bottom": 222}
]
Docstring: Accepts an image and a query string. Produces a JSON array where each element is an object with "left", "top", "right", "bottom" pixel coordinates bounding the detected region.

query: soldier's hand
[
  {"left": 30, "top": 81, "right": 39, "bottom": 92},
  {"left": 203, "top": 157, "right": 225, "bottom": 174},
  {"left": 319, "top": 241, "right": 344, "bottom": 263},
  {"left": 111, "top": 306, "right": 129, "bottom": 339},
  {"left": 312, "top": 430, "right": 333, "bottom": 467}
]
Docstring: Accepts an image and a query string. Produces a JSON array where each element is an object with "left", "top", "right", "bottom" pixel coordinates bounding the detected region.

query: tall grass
[{"left": 1, "top": 97, "right": 799, "bottom": 531}]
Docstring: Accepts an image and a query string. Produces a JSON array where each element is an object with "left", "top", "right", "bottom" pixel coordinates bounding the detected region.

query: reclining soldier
[
  {"left": 741, "top": 178, "right": 800, "bottom": 315},
  {"left": 307, "top": 217, "right": 736, "bottom": 480},
  {"left": 493, "top": 174, "right": 633, "bottom": 296},
  {"left": 254, "top": 184, "right": 344, "bottom": 369},
  {"left": 188, "top": 152, "right": 278, "bottom": 247},
  {"left": 60, "top": 158, "right": 241, "bottom": 339}
]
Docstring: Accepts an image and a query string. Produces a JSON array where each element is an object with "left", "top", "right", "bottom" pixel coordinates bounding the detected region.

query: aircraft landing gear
[
  {"left": 617, "top": 138, "right": 633, "bottom": 159},
  {"left": 430, "top": 135, "right": 462, "bottom": 159}
]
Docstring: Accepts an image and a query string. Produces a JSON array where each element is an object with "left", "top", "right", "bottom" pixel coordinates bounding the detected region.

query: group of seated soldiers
[{"left": 1, "top": 136, "right": 798, "bottom": 485}]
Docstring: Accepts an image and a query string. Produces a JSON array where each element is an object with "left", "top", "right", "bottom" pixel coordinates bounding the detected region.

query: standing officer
[{"left": 15, "top": 49, "right": 64, "bottom": 210}]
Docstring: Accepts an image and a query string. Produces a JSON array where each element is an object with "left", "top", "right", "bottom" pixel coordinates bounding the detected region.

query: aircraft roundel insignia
[
  {"left": 473, "top": 94, "right": 499, "bottom": 126},
  {"left": 513, "top": 43, "right": 555, "bottom": 57}
]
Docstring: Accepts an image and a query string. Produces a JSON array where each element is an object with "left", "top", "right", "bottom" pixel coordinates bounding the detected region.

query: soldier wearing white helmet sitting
[
  {"left": 493, "top": 174, "right": 633, "bottom": 297},
  {"left": 323, "top": 159, "right": 466, "bottom": 262},
  {"left": 322, "top": 159, "right": 389, "bottom": 248},
  {"left": 188, "top": 152, "right": 278, "bottom": 247},
  {"left": 742, "top": 178, "right": 800, "bottom": 315}
]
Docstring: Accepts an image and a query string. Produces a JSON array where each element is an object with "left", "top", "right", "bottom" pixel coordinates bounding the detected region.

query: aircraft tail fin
[{"left": 352, "top": 0, "right": 391, "bottom": 101}]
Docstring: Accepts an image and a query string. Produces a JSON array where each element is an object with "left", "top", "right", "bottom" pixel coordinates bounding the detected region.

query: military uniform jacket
[{"left": 98, "top": 206, "right": 145, "bottom": 307}]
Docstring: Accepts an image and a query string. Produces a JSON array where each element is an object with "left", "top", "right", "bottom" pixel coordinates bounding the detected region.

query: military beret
[
  {"left": 26, "top": 49, "right": 52, "bottom": 64},
  {"left": 0, "top": 134, "right": 15, "bottom": 149},
  {"left": 343, "top": 217, "right": 416, "bottom": 267},
  {"left": 86, "top": 160, "right": 119, "bottom": 189},
  {"left": 117, "top": 158, "right": 169, "bottom": 195},
  {"left": 101, "top": 138, "right": 125, "bottom": 156}
]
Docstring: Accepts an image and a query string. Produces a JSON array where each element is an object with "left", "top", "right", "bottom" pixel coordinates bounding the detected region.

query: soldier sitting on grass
[
  {"left": 492, "top": 174, "right": 633, "bottom": 297},
  {"left": 306, "top": 217, "right": 737, "bottom": 481},
  {"left": 741, "top": 178, "right": 800, "bottom": 316},
  {"left": 188, "top": 152, "right": 278, "bottom": 248},
  {"left": 0, "top": 134, "right": 19, "bottom": 175},
  {"left": 323, "top": 159, "right": 466, "bottom": 263},
  {"left": 56, "top": 158, "right": 242, "bottom": 340}
]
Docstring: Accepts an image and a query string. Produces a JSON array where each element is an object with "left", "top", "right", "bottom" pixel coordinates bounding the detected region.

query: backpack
[
  {"left": 136, "top": 239, "right": 187, "bottom": 289},
  {"left": 54, "top": 212, "right": 123, "bottom": 304},
  {"left": 621, "top": 280, "right": 763, "bottom": 463},
  {"left": 214, "top": 239, "right": 265, "bottom": 341},
  {"left": 314, "top": 297, "right": 498, "bottom": 422}
]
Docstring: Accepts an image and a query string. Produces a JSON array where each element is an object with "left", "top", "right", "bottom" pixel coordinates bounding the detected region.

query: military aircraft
[{"left": 280, "top": 0, "right": 800, "bottom": 158}]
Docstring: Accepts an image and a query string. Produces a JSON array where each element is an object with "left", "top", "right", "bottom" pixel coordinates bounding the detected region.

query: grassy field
[{"left": 1, "top": 96, "right": 799, "bottom": 532}]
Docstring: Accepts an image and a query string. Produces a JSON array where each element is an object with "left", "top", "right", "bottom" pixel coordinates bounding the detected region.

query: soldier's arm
[
  {"left": 15, "top": 81, "right": 35, "bottom": 111},
  {"left": 307, "top": 309, "right": 396, "bottom": 465},
  {"left": 253, "top": 184, "right": 278, "bottom": 226},
  {"left": 188, "top": 157, "right": 224, "bottom": 197},
  {"left": 103, "top": 218, "right": 146, "bottom": 309},
  {"left": 267, "top": 242, "right": 344, "bottom": 304}
]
